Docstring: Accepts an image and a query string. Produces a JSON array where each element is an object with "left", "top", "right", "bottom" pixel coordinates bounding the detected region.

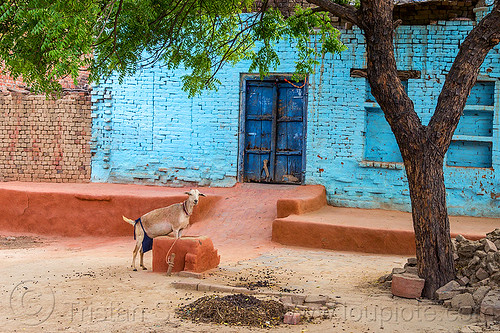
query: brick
[
  {"left": 283, "top": 312, "right": 301, "bottom": 325},
  {"left": 451, "top": 293, "right": 474, "bottom": 310},
  {"left": 391, "top": 274, "right": 425, "bottom": 299},
  {"left": 435, "top": 280, "right": 461, "bottom": 300},
  {"left": 304, "top": 295, "right": 329, "bottom": 304},
  {"left": 171, "top": 281, "right": 198, "bottom": 290},
  {"left": 152, "top": 236, "right": 220, "bottom": 273},
  {"left": 177, "top": 271, "right": 204, "bottom": 279}
]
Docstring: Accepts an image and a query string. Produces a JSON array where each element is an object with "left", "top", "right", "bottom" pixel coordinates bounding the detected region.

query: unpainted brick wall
[
  {"left": 0, "top": 92, "right": 92, "bottom": 182},
  {"left": 0, "top": 67, "right": 90, "bottom": 92}
]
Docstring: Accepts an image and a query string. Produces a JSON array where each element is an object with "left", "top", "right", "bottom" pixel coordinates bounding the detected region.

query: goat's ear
[
  {"left": 199, "top": 193, "right": 206, "bottom": 197},
  {"left": 184, "top": 191, "right": 191, "bottom": 195}
]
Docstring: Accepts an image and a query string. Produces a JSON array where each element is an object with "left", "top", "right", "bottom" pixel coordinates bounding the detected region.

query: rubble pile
[
  {"left": 436, "top": 229, "right": 500, "bottom": 317},
  {"left": 382, "top": 229, "right": 500, "bottom": 319},
  {"left": 453, "top": 229, "right": 500, "bottom": 288}
]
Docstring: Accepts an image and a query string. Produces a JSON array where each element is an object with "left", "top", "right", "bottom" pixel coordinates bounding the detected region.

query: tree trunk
[
  {"left": 360, "top": 0, "right": 456, "bottom": 299},
  {"left": 307, "top": 0, "right": 500, "bottom": 298},
  {"left": 404, "top": 143, "right": 455, "bottom": 298}
]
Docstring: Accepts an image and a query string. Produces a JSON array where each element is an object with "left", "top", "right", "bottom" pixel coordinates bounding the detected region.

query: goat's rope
[{"left": 166, "top": 237, "right": 179, "bottom": 259}]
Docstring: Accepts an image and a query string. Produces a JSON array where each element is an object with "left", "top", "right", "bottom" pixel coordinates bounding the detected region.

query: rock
[
  {"left": 461, "top": 267, "right": 471, "bottom": 278},
  {"left": 280, "top": 296, "right": 293, "bottom": 304},
  {"left": 325, "top": 302, "right": 336, "bottom": 309},
  {"left": 456, "top": 234, "right": 467, "bottom": 242},
  {"left": 407, "top": 257, "right": 417, "bottom": 266},
  {"left": 304, "top": 295, "right": 329, "bottom": 304},
  {"left": 377, "top": 273, "right": 392, "bottom": 283},
  {"left": 487, "top": 262, "right": 498, "bottom": 274},
  {"left": 475, "top": 250, "right": 487, "bottom": 258},
  {"left": 284, "top": 312, "right": 301, "bottom": 325},
  {"left": 303, "top": 303, "right": 322, "bottom": 309},
  {"left": 210, "top": 285, "right": 236, "bottom": 293},
  {"left": 291, "top": 295, "right": 306, "bottom": 305},
  {"left": 471, "top": 279, "right": 487, "bottom": 288},
  {"left": 480, "top": 289, "right": 500, "bottom": 318},
  {"left": 486, "top": 228, "right": 500, "bottom": 239},
  {"left": 294, "top": 305, "right": 308, "bottom": 310},
  {"left": 404, "top": 266, "right": 419, "bottom": 276},
  {"left": 391, "top": 274, "right": 425, "bottom": 299},
  {"left": 171, "top": 281, "right": 198, "bottom": 290},
  {"left": 451, "top": 293, "right": 474, "bottom": 310},
  {"left": 495, "top": 240, "right": 500, "bottom": 249},
  {"left": 177, "top": 271, "right": 204, "bottom": 279},
  {"left": 435, "top": 280, "right": 461, "bottom": 300},
  {"left": 197, "top": 283, "right": 211, "bottom": 292},
  {"left": 457, "top": 276, "right": 470, "bottom": 286},
  {"left": 490, "top": 272, "right": 500, "bottom": 283},
  {"left": 476, "top": 268, "right": 489, "bottom": 281},
  {"left": 459, "top": 306, "right": 473, "bottom": 315},
  {"left": 468, "top": 256, "right": 481, "bottom": 267},
  {"left": 392, "top": 267, "right": 405, "bottom": 275},
  {"left": 472, "top": 286, "right": 491, "bottom": 305},
  {"left": 458, "top": 242, "right": 481, "bottom": 257},
  {"left": 484, "top": 239, "right": 498, "bottom": 253},
  {"left": 459, "top": 325, "right": 485, "bottom": 333},
  {"left": 443, "top": 300, "right": 452, "bottom": 308}
]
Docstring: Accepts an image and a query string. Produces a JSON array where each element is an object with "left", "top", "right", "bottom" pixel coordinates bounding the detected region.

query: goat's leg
[
  {"left": 131, "top": 242, "right": 140, "bottom": 271},
  {"left": 140, "top": 249, "right": 147, "bottom": 270}
]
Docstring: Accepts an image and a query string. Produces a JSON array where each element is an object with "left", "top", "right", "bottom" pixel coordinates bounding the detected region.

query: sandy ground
[{"left": 0, "top": 234, "right": 494, "bottom": 333}]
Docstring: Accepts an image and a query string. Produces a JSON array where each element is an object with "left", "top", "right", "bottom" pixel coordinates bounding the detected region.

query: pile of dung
[{"left": 176, "top": 293, "right": 285, "bottom": 327}]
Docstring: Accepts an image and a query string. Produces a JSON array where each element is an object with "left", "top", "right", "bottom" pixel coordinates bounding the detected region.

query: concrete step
[{"left": 272, "top": 205, "right": 500, "bottom": 255}]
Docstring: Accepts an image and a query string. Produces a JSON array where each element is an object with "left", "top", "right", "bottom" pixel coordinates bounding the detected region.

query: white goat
[{"left": 122, "top": 189, "right": 205, "bottom": 271}]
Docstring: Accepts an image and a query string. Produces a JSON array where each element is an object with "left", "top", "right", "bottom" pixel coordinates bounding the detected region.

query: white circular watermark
[{"left": 10, "top": 280, "right": 55, "bottom": 326}]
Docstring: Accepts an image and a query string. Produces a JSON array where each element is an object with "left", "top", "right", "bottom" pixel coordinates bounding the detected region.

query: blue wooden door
[{"left": 243, "top": 79, "right": 306, "bottom": 184}]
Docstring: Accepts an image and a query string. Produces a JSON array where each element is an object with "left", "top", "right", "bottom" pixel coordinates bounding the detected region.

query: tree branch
[
  {"left": 428, "top": 4, "right": 500, "bottom": 154},
  {"left": 305, "top": 0, "right": 363, "bottom": 28}
]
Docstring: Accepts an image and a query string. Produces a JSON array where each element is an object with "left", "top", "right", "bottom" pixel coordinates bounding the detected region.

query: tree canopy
[{"left": 0, "top": 0, "right": 346, "bottom": 95}]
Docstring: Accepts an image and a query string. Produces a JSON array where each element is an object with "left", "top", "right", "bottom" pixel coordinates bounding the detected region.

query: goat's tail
[{"left": 122, "top": 216, "right": 136, "bottom": 225}]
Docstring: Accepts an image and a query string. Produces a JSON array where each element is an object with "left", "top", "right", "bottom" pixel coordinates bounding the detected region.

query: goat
[{"left": 122, "top": 189, "right": 205, "bottom": 271}]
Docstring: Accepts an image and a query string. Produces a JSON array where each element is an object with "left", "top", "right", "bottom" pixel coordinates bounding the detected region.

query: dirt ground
[{"left": 1, "top": 233, "right": 496, "bottom": 333}]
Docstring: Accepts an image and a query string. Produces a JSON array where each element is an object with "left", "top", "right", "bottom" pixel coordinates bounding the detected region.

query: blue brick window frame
[
  {"left": 444, "top": 78, "right": 498, "bottom": 169},
  {"left": 360, "top": 80, "right": 408, "bottom": 170},
  {"left": 358, "top": 77, "right": 498, "bottom": 170}
]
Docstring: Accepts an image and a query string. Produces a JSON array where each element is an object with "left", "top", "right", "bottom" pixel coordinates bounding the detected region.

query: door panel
[
  {"left": 244, "top": 83, "right": 274, "bottom": 182},
  {"left": 277, "top": 121, "right": 303, "bottom": 151},
  {"left": 243, "top": 79, "right": 305, "bottom": 184}
]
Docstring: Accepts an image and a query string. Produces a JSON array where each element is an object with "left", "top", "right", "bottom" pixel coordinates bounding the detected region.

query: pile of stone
[
  {"left": 453, "top": 230, "right": 500, "bottom": 288},
  {"left": 435, "top": 229, "right": 500, "bottom": 317},
  {"left": 382, "top": 229, "right": 500, "bottom": 319},
  {"left": 279, "top": 294, "right": 336, "bottom": 324},
  {"left": 381, "top": 257, "right": 426, "bottom": 299},
  {"left": 279, "top": 294, "right": 336, "bottom": 311}
]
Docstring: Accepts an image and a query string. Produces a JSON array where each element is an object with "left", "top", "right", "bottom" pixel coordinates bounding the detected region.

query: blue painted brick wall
[{"left": 92, "top": 10, "right": 500, "bottom": 217}]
